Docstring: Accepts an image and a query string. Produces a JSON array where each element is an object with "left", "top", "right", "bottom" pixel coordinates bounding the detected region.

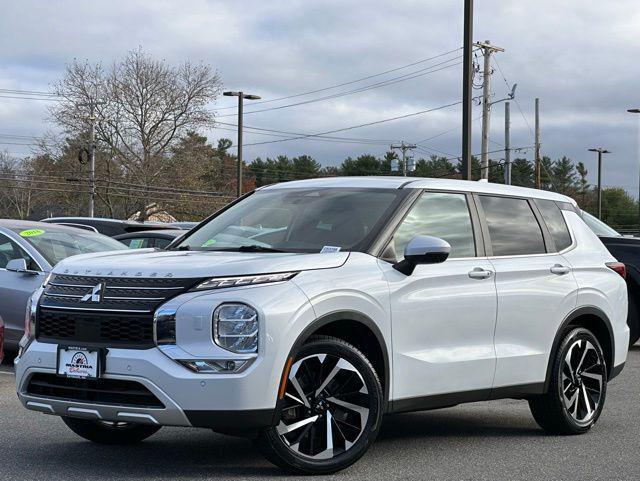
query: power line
[
  {"left": 0, "top": 88, "right": 58, "bottom": 97},
  {"left": 216, "top": 56, "right": 463, "bottom": 118},
  {"left": 238, "top": 100, "right": 464, "bottom": 148},
  {"left": 215, "top": 47, "right": 463, "bottom": 111},
  {"left": 0, "top": 95, "right": 61, "bottom": 102},
  {"left": 215, "top": 123, "right": 394, "bottom": 146}
]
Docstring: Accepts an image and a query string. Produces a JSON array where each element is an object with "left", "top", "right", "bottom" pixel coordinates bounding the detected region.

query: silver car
[{"left": 0, "top": 220, "right": 127, "bottom": 349}]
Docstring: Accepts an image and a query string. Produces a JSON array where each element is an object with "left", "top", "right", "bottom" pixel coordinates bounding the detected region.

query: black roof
[{"left": 41, "top": 217, "right": 181, "bottom": 237}]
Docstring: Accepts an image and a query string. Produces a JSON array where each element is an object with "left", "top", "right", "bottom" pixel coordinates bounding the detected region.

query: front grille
[
  {"left": 27, "top": 373, "right": 165, "bottom": 408},
  {"left": 37, "top": 310, "right": 155, "bottom": 348},
  {"left": 36, "top": 274, "right": 199, "bottom": 348}
]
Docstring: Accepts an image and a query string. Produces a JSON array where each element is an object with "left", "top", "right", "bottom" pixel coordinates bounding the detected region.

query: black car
[
  {"left": 582, "top": 211, "right": 640, "bottom": 345},
  {"left": 41, "top": 217, "right": 181, "bottom": 238},
  {"left": 114, "top": 229, "right": 184, "bottom": 249}
]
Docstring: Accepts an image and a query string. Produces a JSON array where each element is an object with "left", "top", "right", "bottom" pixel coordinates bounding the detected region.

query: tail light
[{"left": 606, "top": 262, "right": 626, "bottom": 279}]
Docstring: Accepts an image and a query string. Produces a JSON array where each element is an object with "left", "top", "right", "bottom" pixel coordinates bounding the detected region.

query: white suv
[{"left": 15, "top": 177, "right": 629, "bottom": 474}]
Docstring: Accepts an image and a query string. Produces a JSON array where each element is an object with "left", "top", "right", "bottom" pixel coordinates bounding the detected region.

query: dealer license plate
[{"left": 57, "top": 347, "right": 100, "bottom": 379}]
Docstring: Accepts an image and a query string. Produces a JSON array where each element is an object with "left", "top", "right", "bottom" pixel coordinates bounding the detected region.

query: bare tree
[
  {"left": 50, "top": 48, "right": 222, "bottom": 219},
  {"left": 0, "top": 152, "right": 35, "bottom": 219}
]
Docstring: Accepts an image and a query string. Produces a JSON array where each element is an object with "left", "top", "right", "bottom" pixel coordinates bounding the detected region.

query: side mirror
[
  {"left": 6, "top": 258, "right": 28, "bottom": 273},
  {"left": 393, "top": 235, "right": 451, "bottom": 276}
]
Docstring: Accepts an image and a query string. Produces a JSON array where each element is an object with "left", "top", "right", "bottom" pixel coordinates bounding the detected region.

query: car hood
[{"left": 53, "top": 249, "right": 349, "bottom": 279}]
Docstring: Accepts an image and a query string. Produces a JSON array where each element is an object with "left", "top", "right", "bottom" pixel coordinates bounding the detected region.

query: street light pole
[
  {"left": 461, "top": 0, "right": 473, "bottom": 180},
  {"left": 628, "top": 108, "right": 640, "bottom": 235},
  {"left": 223, "top": 91, "right": 261, "bottom": 198},
  {"left": 588, "top": 147, "right": 611, "bottom": 220}
]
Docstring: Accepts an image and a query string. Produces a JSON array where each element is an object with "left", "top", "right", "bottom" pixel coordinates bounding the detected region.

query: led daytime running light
[{"left": 195, "top": 272, "right": 298, "bottom": 291}]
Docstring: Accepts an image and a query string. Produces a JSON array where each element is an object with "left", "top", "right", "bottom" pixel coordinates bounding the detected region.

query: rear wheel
[
  {"left": 529, "top": 327, "right": 607, "bottom": 434},
  {"left": 62, "top": 417, "right": 161, "bottom": 444},
  {"left": 256, "top": 336, "right": 383, "bottom": 475}
]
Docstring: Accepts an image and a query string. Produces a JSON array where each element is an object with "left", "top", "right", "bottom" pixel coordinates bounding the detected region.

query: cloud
[{"left": 0, "top": 0, "right": 639, "bottom": 193}]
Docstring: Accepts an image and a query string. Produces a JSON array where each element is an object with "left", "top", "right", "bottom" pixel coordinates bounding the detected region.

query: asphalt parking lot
[{"left": 1, "top": 348, "right": 639, "bottom": 481}]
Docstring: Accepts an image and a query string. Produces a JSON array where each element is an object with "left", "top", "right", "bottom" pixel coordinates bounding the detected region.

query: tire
[
  {"left": 628, "top": 294, "right": 639, "bottom": 346},
  {"left": 529, "top": 327, "right": 607, "bottom": 435},
  {"left": 256, "top": 335, "right": 383, "bottom": 475},
  {"left": 62, "top": 417, "right": 161, "bottom": 444}
]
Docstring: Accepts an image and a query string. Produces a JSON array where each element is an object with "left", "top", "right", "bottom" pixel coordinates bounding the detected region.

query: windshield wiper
[
  {"left": 207, "top": 245, "right": 286, "bottom": 253},
  {"left": 170, "top": 245, "right": 191, "bottom": 251}
]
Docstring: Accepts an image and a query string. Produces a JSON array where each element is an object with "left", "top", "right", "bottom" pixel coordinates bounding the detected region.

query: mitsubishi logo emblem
[{"left": 80, "top": 283, "right": 104, "bottom": 303}]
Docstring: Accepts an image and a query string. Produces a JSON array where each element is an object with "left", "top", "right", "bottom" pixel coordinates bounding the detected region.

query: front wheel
[
  {"left": 529, "top": 327, "right": 607, "bottom": 434},
  {"left": 256, "top": 336, "right": 383, "bottom": 475},
  {"left": 62, "top": 417, "right": 161, "bottom": 444}
]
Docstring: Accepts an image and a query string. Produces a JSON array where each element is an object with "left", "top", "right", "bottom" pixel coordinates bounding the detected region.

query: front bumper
[
  {"left": 16, "top": 280, "right": 317, "bottom": 435},
  {"left": 15, "top": 341, "right": 277, "bottom": 435}
]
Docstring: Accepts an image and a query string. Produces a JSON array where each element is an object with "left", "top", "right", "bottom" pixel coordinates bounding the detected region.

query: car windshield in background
[
  {"left": 581, "top": 211, "right": 622, "bottom": 237},
  {"left": 10, "top": 228, "right": 128, "bottom": 265},
  {"left": 178, "top": 188, "right": 404, "bottom": 253}
]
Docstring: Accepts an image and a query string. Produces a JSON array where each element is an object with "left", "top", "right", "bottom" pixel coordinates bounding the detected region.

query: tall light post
[
  {"left": 628, "top": 108, "right": 640, "bottom": 235},
  {"left": 461, "top": 0, "right": 473, "bottom": 180},
  {"left": 588, "top": 147, "right": 611, "bottom": 220},
  {"left": 223, "top": 91, "right": 261, "bottom": 198}
]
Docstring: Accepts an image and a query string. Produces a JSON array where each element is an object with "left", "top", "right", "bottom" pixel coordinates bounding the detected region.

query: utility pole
[
  {"left": 588, "top": 147, "right": 611, "bottom": 219},
  {"left": 504, "top": 101, "right": 511, "bottom": 185},
  {"left": 390, "top": 141, "right": 417, "bottom": 176},
  {"left": 223, "top": 91, "right": 261, "bottom": 198},
  {"left": 461, "top": 0, "right": 474, "bottom": 180},
  {"left": 78, "top": 99, "right": 105, "bottom": 217},
  {"left": 535, "top": 98, "right": 541, "bottom": 189},
  {"left": 476, "top": 40, "right": 504, "bottom": 180}
]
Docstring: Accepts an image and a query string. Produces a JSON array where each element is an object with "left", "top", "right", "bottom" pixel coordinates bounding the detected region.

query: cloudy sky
[{"left": 1, "top": 1, "right": 639, "bottom": 194}]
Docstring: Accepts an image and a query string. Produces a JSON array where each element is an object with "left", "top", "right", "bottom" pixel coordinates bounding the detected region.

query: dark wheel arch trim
[
  {"left": 284, "top": 310, "right": 391, "bottom": 411},
  {"left": 544, "top": 306, "right": 617, "bottom": 392}
]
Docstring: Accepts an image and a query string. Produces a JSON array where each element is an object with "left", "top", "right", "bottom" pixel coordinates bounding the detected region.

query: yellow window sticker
[{"left": 19, "top": 229, "right": 45, "bottom": 238}]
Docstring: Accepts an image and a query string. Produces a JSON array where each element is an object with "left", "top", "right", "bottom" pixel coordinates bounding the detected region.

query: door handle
[
  {"left": 468, "top": 267, "right": 493, "bottom": 280},
  {"left": 550, "top": 264, "right": 571, "bottom": 275}
]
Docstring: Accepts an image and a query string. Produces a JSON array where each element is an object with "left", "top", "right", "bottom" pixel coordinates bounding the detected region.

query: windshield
[
  {"left": 11, "top": 227, "right": 128, "bottom": 266},
  {"left": 177, "top": 188, "right": 405, "bottom": 253},
  {"left": 581, "top": 211, "right": 621, "bottom": 237}
]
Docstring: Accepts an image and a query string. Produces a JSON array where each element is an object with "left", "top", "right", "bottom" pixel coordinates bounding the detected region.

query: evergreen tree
[
  {"left": 511, "top": 158, "right": 534, "bottom": 187},
  {"left": 552, "top": 156, "right": 577, "bottom": 195}
]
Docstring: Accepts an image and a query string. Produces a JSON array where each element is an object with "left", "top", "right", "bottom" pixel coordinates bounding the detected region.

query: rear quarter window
[{"left": 534, "top": 199, "right": 573, "bottom": 251}]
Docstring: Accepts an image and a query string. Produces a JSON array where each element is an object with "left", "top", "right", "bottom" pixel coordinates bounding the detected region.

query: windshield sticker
[
  {"left": 19, "top": 229, "right": 45, "bottom": 238},
  {"left": 320, "top": 246, "right": 341, "bottom": 254},
  {"left": 201, "top": 239, "right": 217, "bottom": 247}
]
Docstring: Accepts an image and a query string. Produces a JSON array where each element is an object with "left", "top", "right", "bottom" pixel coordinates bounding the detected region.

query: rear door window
[
  {"left": 122, "top": 237, "right": 152, "bottom": 249},
  {"left": 534, "top": 199, "right": 573, "bottom": 251},
  {"left": 479, "top": 196, "right": 546, "bottom": 256},
  {"left": 154, "top": 238, "right": 173, "bottom": 249}
]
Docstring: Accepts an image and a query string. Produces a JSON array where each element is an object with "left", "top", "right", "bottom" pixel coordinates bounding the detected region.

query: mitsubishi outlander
[{"left": 15, "top": 177, "right": 629, "bottom": 474}]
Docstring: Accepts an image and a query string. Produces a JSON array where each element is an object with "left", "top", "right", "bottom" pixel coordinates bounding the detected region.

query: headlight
[
  {"left": 213, "top": 303, "right": 258, "bottom": 353},
  {"left": 193, "top": 272, "right": 298, "bottom": 291},
  {"left": 18, "top": 287, "right": 42, "bottom": 357},
  {"left": 154, "top": 308, "right": 177, "bottom": 346}
]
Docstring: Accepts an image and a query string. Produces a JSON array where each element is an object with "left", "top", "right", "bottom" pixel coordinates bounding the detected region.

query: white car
[{"left": 15, "top": 177, "right": 628, "bottom": 474}]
